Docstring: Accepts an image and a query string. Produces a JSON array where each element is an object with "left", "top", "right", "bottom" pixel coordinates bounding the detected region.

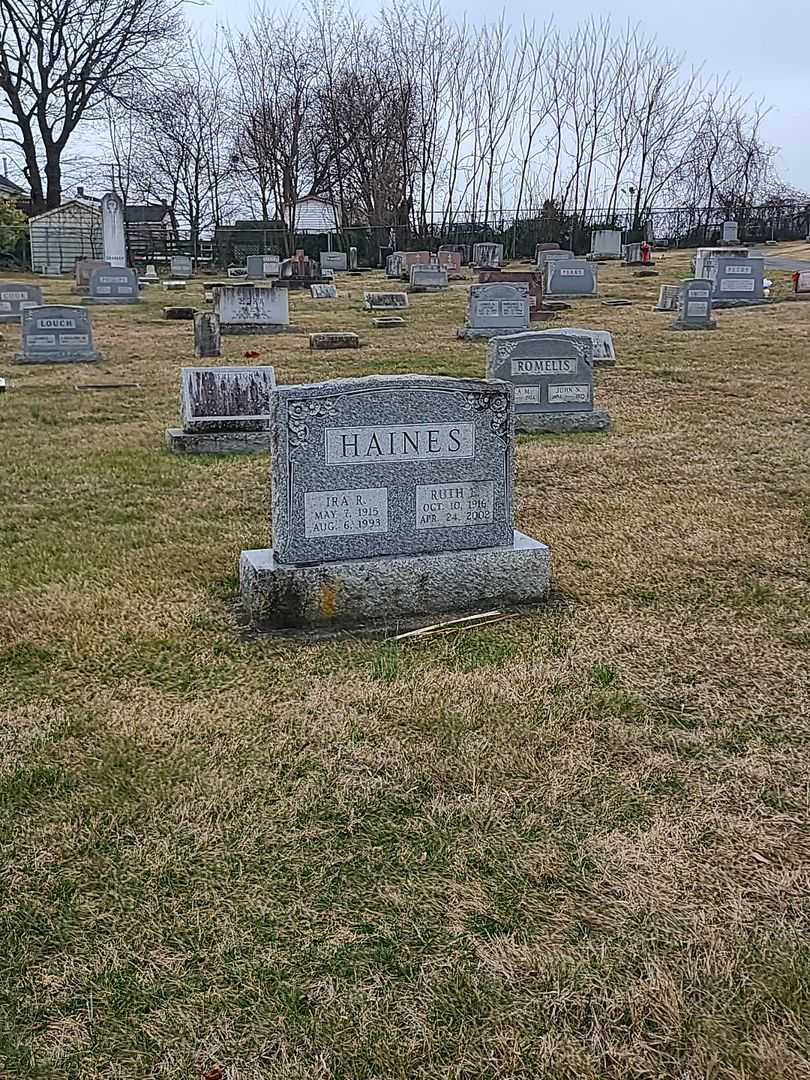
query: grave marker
[
  {"left": 589, "top": 229, "right": 622, "bottom": 260},
  {"left": 240, "top": 374, "right": 551, "bottom": 627},
  {"left": 0, "top": 282, "right": 43, "bottom": 322},
  {"left": 170, "top": 255, "right": 193, "bottom": 277},
  {"left": 707, "top": 254, "right": 765, "bottom": 305},
  {"left": 165, "top": 364, "right": 276, "bottom": 454},
  {"left": 246, "top": 254, "right": 281, "bottom": 279},
  {"left": 194, "top": 312, "right": 221, "bottom": 357},
  {"left": 671, "top": 278, "right": 715, "bottom": 330},
  {"left": 544, "top": 258, "right": 598, "bottom": 298},
  {"left": 311, "top": 284, "right": 338, "bottom": 299},
  {"left": 101, "top": 192, "right": 126, "bottom": 267},
  {"left": 320, "top": 251, "right": 348, "bottom": 272},
  {"left": 309, "top": 332, "right": 360, "bottom": 350},
  {"left": 86, "top": 266, "right": 140, "bottom": 304},
  {"left": 535, "top": 326, "right": 616, "bottom": 365},
  {"left": 457, "top": 283, "right": 530, "bottom": 339},
  {"left": 477, "top": 270, "right": 545, "bottom": 320},
  {"left": 487, "top": 331, "right": 610, "bottom": 433},
  {"left": 72, "top": 259, "right": 109, "bottom": 294},
  {"left": 213, "top": 284, "right": 290, "bottom": 334},
  {"left": 472, "top": 242, "right": 503, "bottom": 268},
  {"left": 363, "top": 290, "right": 408, "bottom": 311},
  {"left": 14, "top": 305, "right": 101, "bottom": 364},
  {"left": 721, "top": 220, "right": 739, "bottom": 244},
  {"left": 655, "top": 284, "right": 680, "bottom": 311},
  {"left": 409, "top": 265, "right": 449, "bottom": 291}
]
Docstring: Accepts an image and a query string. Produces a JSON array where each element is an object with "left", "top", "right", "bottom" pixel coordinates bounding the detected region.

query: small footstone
[
  {"left": 602, "top": 298, "right": 632, "bottom": 306},
  {"left": 514, "top": 409, "right": 611, "bottom": 434},
  {"left": 541, "top": 300, "right": 571, "bottom": 311},
  {"left": 309, "top": 332, "right": 360, "bottom": 350},
  {"left": 163, "top": 306, "right": 196, "bottom": 320},
  {"left": 633, "top": 269, "right": 659, "bottom": 277},
  {"left": 163, "top": 280, "right": 187, "bottom": 291},
  {"left": 372, "top": 316, "right": 406, "bottom": 328}
]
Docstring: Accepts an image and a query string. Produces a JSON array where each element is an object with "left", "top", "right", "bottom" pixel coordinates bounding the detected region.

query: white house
[
  {"left": 284, "top": 196, "right": 341, "bottom": 234},
  {"left": 28, "top": 198, "right": 103, "bottom": 273}
]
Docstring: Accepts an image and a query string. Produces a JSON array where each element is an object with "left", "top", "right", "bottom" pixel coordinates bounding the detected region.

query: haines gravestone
[
  {"left": 240, "top": 374, "right": 551, "bottom": 627},
  {"left": 15, "top": 305, "right": 101, "bottom": 364},
  {"left": 87, "top": 266, "right": 140, "bottom": 303},
  {"left": 0, "top": 282, "right": 42, "bottom": 322},
  {"left": 213, "top": 284, "right": 289, "bottom": 333},
  {"left": 487, "top": 331, "right": 610, "bottom": 433},
  {"left": 671, "top": 278, "right": 715, "bottom": 330},
  {"left": 457, "top": 282, "right": 530, "bottom": 339},
  {"left": 165, "top": 364, "right": 276, "bottom": 454}
]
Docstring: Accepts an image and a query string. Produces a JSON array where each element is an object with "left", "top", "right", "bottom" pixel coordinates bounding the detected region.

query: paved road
[{"left": 759, "top": 255, "right": 810, "bottom": 272}]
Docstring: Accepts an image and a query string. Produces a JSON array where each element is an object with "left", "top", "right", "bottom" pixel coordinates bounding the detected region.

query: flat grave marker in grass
[{"left": 240, "top": 373, "right": 550, "bottom": 628}]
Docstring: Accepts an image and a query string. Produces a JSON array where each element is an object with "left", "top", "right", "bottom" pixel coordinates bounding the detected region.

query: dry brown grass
[{"left": 1, "top": 249, "right": 809, "bottom": 1079}]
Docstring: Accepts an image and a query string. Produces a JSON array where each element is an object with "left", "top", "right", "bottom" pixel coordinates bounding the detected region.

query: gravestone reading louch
[
  {"left": 544, "top": 259, "right": 598, "bottom": 298},
  {"left": 86, "top": 266, "right": 140, "bottom": 304},
  {"left": 165, "top": 364, "right": 276, "bottom": 454},
  {"left": 15, "top": 305, "right": 101, "bottom": 364},
  {"left": 213, "top": 284, "right": 290, "bottom": 333},
  {"left": 671, "top": 279, "right": 715, "bottom": 331},
  {"left": 0, "top": 282, "right": 42, "bottom": 322},
  {"left": 457, "top": 283, "right": 530, "bottom": 339},
  {"left": 487, "top": 331, "right": 610, "bottom": 434},
  {"left": 239, "top": 374, "right": 551, "bottom": 629}
]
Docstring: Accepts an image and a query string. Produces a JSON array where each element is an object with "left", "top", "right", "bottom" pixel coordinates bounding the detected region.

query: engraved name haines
[{"left": 324, "top": 422, "right": 475, "bottom": 464}]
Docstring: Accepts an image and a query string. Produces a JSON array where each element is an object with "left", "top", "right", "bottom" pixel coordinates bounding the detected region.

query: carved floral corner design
[
  {"left": 461, "top": 390, "right": 510, "bottom": 442},
  {"left": 287, "top": 398, "right": 338, "bottom": 454}
]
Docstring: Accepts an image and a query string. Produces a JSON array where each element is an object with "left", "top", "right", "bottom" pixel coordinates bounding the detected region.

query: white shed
[
  {"left": 285, "top": 196, "right": 340, "bottom": 234},
  {"left": 28, "top": 199, "right": 103, "bottom": 274}
]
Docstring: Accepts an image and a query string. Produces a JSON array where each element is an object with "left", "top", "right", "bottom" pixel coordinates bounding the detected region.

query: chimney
[{"left": 77, "top": 185, "right": 84, "bottom": 197}]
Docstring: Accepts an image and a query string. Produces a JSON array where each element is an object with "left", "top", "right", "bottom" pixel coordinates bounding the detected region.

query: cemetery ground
[{"left": 1, "top": 251, "right": 808, "bottom": 1080}]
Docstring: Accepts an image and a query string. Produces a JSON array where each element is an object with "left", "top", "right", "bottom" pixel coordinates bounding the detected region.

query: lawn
[{"left": 1, "top": 248, "right": 808, "bottom": 1079}]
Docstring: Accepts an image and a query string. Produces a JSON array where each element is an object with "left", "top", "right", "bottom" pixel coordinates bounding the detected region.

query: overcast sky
[{"left": 197, "top": 0, "right": 809, "bottom": 190}]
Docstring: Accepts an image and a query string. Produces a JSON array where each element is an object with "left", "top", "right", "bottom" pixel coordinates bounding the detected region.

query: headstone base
[
  {"left": 372, "top": 317, "right": 406, "bottom": 328},
  {"left": 711, "top": 298, "right": 768, "bottom": 309},
  {"left": 456, "top": 326, "right": 520, "bottom": 340},
  {"left": 516, "top": 409, "right": 611, "bottom": 434},
  {"left": 83, "top": 297, "right": 141, "bottom": 305},
  {"left": 239, "top": 530, "right": 551, "bottom": 630},
  {"left": 14, "top": 350, "right": 101, "bottom": 365},
  {"left": 165, "top": 427, "right": 270, "bottom": 455},
  {"left": 0, "top": 314, "right": 23, "bottom": 323},
  {"left": 70, "top": 286, "right": 90, "bottom": 295},
  {"left": 540, "top": 301, "right": 571, "bottom": 312},
  {"left": 409, "top": 284, "right": 449, "bottom": 293},
  {"left": 219, "top": 323, "right": 293, "bottom": 335},
  {"left": 670, "top": 319, "right": 716, "bottom": 331},
  {"left": 633, "top": 269, "right": 659, "bottom": 277}
]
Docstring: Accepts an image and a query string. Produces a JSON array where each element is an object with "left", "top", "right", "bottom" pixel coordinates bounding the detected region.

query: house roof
[
  {"left": 0, "top": 174, "right": 26, "bottom": 197},
  {"left": 28, "top": 198, "right": 102, "bottom": 223},
  {"left": 125, "top": 204, "right": 171, "bottom": 224}
]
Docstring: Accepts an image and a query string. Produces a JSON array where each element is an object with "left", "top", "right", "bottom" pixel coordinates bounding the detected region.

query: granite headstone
[
  {"left": 87, "top": 266, "right": 140, "bottom": 304},
  {"left": 15, "top": 305, "right": 101, "bottom": 364},
  {"left": 363, "top": 291, "right": 408, "bottom": 311},
  {"left": 457, "top": 283, "right": 530, "bottom": 339},
  {"left": 311, "top": 284, "right": 338, "bottom": 299},
  {"left": 409, "top": 265, "right": 449, "bottom": 291},
  {"left": 0, "top": 282, "right": 43, "bottom": 322},
  {"left": 165, "top": 364, "right": 277, "bottom": 454},
  {"left": 671, "top": 278, "right": 715, "bottom": 330},
  {"left": 213, "top": 284, "right": 290, "bottom": 333},
  {"left": 320, "top": 251, "right": 348, "bottom": 272},
  {"left": 171, "top": 255, "right": 193, "bottom": 277},
  {"left": 545, "top": 259, "right": 598, "bottom": 297}
]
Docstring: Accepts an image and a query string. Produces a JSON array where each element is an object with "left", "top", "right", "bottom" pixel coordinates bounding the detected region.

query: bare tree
[{"left": 0, "top": 0, "right": 183, "bottom": 212}]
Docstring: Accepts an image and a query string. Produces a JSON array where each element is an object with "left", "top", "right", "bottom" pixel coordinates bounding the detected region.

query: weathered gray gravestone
[
  {"left": 487, "top": 331, "right": 610, "bottom": 434},
  {"left": 623, "top": 243, "right": 643, "bottom": 265},
  {"left": 671, "top": 279, "right": 715, "bottom": 330},
  {"left": 707, "top": 254, "right": 765, "bottom": 305},
  {"left": 386, "top": 252, "right": 404, "bottom": 279},
  {"left": 86, "top": 266, "right": 140, "bottom": 304},
  {"left": 15, "top": 305, "right": 101, "bottom": 364},
  {"left": 170, "top": 255, "right": 193, "bottom": 277},
  {"left": 589, "top": 229, "right": 622, "bottom": 259},
  {"left": 655, "top": 285, "right": 680, "bottom": 312},
  {"left": 544, "top": 259, "right": 598, "bottom": 298},
  {"left": 721, "top": 220, "right": 739, "bottom": 244},
  {"left": 537, "top": 248, "right": 574, "bottom": 272},
  {"left": 535, "top": 326, "right": 616, "bottom": 365},
  {"left": 194, "top": 312, "right": 221, "bottom": 357},
  {"left": 72, "top": 259, "right": 109, "bottom": 294},
  {"left": 457, "top": 283, "right": 530, "bottom": 339},
  {"left": 311, "top": 284, "right": 337, "bottom": 299},
  {"left": 309, "top": 332, "right": 360, "bottom": 350},
  {"left": 409, "top": 265, "right": 449, "bottom": 291},
  {"left": 348, "top": 246, "right": 359, "bottom": 271},
  {"left": 165, "top": 364, "right": 276, "bottom": 454},
  {"left": 363, "top": 291, "right": 408, "bottom": 311},
  {"left": 320, "top": 251, "right": 348, "bottom": 272},
  {"left": 0, "top": 282, "right": 43, "bottom": 322},
  {"left": 101, "top": 192, "right": 126, "bottom": 268},
  {"left": 246, "top": 254, "right": 280, "bottom": 279},
  {"left": 438, "top": 249, "right": 463, "bottom": 275},
  {"left": 472, "top": 242, "right": 503, "bottom": 267},
  {"left": 213, "top": 284, "right": 289, "bottom": 334},
  {"left": 239, "top": 374, "right": 551, "bottom": 628}
]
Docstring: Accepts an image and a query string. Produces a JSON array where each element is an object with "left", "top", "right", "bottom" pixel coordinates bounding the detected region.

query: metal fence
[{"left": 14, "top": 201, "right": 810, "bottom": 272}]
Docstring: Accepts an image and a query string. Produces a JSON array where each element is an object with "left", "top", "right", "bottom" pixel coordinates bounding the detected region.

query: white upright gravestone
[{"left": 101, "top": 192, "right": 127, "bottom": 268}]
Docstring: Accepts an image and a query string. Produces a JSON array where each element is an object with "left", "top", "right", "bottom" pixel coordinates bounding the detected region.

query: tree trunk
[{"left": 45, "top": 147, "right": 62, "bottom": 210}]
